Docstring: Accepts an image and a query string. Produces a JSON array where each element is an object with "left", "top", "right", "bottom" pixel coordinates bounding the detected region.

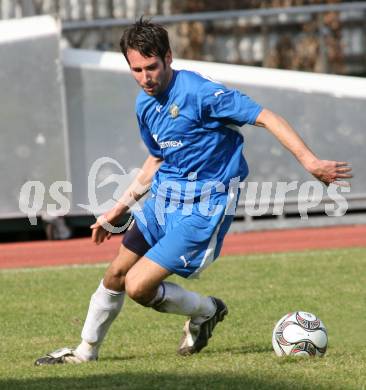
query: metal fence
[
  {"left": 1, "top": 14, "right": 366, "bottom": 237},
  {"left": 0, "top": 0, "right": 170, "bottom": 20},
  {"left": 1, "top": 1, "right": 366, "bottom": 75}
]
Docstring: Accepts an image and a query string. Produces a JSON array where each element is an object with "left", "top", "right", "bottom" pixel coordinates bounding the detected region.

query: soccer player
[{"left": 35, "top": 18, "right": 352, "bottom": 365}]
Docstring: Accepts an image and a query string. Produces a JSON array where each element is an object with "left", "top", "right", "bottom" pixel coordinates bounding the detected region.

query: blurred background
[
  {"left": 2, "top": 0, "right": 366, "bottom": 75},
  {"left": 0, "top": 0, "right": 365, "bottom": 242}
]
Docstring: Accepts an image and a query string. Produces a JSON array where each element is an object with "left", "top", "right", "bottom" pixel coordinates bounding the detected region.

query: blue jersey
[{"left": 136, "top": 69, "right": 262, "bottom": 201}]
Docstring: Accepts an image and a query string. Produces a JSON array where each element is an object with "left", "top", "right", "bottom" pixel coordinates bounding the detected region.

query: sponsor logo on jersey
[
  {"left": 153, "top": 133, "right": 183, "bottom": 149},
  {"left": 159, "top": 140, "right": 183, "bottom": 149}
]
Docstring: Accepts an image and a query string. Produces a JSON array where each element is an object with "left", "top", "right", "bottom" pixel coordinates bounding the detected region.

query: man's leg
[
  {"left": 35, "top": 244, "right": 141, "bottom": 365},
  {"left": 75, "top": 245, "right": 142, "bottom": 360},
  {"left": 125, "top": 257, "right": 214, "bottom": 318},
  {"left": 125, "top": 257, "right": 227, "bottom": 355}
]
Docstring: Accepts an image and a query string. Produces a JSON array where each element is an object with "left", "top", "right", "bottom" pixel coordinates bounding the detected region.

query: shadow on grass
[
  {"left": 206, "top": 343, "right": 273, "bottom": 355},
  {"left": 0, "top": 372, "right": 325, "bottom": 390},
  {"left": 101, "top": 343, "right": 273, "bottom": 361},
  {"left": 102, "top": 355, "right": 139, "bottom": 362}
]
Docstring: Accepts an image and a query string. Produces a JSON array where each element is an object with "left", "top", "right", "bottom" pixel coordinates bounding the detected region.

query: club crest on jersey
[{"left": 169, "top": 103, "right": 180, "bottom": 119}]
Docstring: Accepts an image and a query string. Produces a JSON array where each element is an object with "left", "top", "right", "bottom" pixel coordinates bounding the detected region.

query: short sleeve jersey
[{"left": 136, "top": 69, "right": 262, "bottom": 201}]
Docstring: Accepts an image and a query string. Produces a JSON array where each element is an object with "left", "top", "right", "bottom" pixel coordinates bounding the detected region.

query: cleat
[
  {"left": 177, "top": 297, "right": 228, "bottom": 356},
  {"left": 34, "top": 347, "right": 94, "bottom": 366}
]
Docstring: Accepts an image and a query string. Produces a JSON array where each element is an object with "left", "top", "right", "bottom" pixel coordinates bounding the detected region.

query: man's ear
[{"left": 165, "top": 49, "right": 173, "bottom": 66}]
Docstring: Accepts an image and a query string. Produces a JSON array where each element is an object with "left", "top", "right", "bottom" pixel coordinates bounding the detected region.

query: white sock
[
  {"left": 76, "top": 280, "right": 125, "bottom": 360},
  {"left": 149, "top": 281, "right": 216, "bottom": 324}
]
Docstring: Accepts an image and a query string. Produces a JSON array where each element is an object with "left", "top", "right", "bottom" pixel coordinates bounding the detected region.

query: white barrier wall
[
  {"left": 62, "top": 48, "right": 366, "bottom": 229},
  {"left": 172, "top": 58, "right": 366, "bottom": 190},
  {"left": 0, "top": 16, "right": 69, "bottom": 218},
  {"left": 62, "top": 49, "right": 145, "bottom": 213},
  {"left": 1, "top": 16, "right": 365, "bottom": 230}
]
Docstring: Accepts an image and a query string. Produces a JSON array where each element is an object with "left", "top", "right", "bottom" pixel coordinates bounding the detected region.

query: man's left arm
[{"left": 255, "top": 108, "right": 353, "bottom": 186}]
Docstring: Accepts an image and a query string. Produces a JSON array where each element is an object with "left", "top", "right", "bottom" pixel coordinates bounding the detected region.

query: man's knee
[
  {"left": 104, "top": 245, "right": 142, "bottom": 291},
  {"left": 104, "top": 263, "right": 127, "bottom": 291},
  {"left": 124, "top": 275, "right": 154, "bottom": 305},
  {"left": 124, "top": 257, "right": 170, "bottom": 305}
]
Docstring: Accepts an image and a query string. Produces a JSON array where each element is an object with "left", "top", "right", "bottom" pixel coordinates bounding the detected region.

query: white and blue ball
[{"left": 272, "top": 311, "right": 328, "bottom": 357}]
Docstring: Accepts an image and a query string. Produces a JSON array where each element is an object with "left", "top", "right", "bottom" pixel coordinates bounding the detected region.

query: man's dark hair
[{"left": 120, "top": 17, "right": 171, "bottom": 65}]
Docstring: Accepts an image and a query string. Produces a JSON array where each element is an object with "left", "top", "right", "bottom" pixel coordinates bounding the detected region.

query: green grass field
[{"left": 0, "top": 247, "right": 365, "bottom": 390}]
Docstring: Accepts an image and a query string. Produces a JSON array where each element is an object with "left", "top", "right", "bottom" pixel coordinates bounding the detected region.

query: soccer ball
[{"left": 272, "top": 311, "right": 328, "bottom": 357}]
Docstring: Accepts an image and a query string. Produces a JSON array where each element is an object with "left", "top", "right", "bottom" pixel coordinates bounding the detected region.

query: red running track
[{"left": 0, "top": 225, "right": 366, "bottom": 269}]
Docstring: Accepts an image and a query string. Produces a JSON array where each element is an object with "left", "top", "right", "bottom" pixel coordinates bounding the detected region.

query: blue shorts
[{"left": 131, "top": 192, "right": 237, "bottom": 279}]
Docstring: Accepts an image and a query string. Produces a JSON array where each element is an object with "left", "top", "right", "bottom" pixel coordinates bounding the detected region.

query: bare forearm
[
  {"left": 111, "top": 155, "right": 163, "bottom": 216},
  {"left": 255, "top": 108, "right": 352, "bottom": 186},
  {"left": 255, "top": 108, "right": 318, "bottom": 170},
  {"left": 91, "top": 155, "right": 163, "bottom": 244}
]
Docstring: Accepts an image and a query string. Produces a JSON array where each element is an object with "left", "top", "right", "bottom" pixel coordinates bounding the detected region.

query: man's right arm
[
  {"left": 114, "top": 154, "right": 163, "bottom": 215},
  {"left": 91, "top": 155, "right": 163, "bottom": 244}
]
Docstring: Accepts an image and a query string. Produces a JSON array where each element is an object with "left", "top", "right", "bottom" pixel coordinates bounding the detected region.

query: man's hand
[
  {"left": 90, "top": 209, "right": 121, "bottom": 245},
  {"left": 89, "top": 154, "right": 162, "bottom": 246},
  {"left": 306, "top": 159, "right": 353, "bottom": 186},
  {"left": 255, "top": 110, "right": 353, "bottom": 186}
]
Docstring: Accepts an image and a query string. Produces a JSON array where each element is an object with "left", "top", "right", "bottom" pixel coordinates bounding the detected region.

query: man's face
[{"left": 127, "top": 49, "right": 173, "bottom": 96}]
